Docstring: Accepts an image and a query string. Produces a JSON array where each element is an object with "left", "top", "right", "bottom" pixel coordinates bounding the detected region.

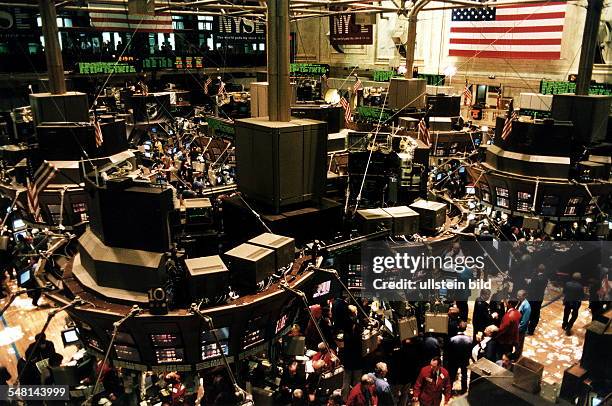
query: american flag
[
  {"left": 339, "top": 97, "right": 352, "bottom": 123},
  {"left": 449, "top": 2, "right": 567, "bottom": 59},
  {"left": 94, "top": 120, "right": 104, "bottom": 148},
  {"left": 217, "top": 81, "right": 225, "bottom": 96},
  {"left": 418, "top": 117, "right": 431, "bottom": 146},
  {"left": 353, "top": 77, "right": 363, "bottom": 93},
  {"left": 501, "top": 99, "right": 518, "bottom": 140},
  {"left": 496, "top": 86, "right": 503, "bottom": 110},
  {"left": 26, "top": 161, "right": 57, "bottom": 222},
  {"left": 204, "top": 77, "right": 212, "bottom": 94},
  {"left": 88, "top": 2, "right": 172, "bottom": 33},
  {"left": 463, "top": 81, "right": 472, "bottom": 106}
]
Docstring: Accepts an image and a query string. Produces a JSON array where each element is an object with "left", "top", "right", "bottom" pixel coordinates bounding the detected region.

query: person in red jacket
[
  {"left": 347, "top": 374, "right": 378, "bottom": 406},
  {"left": 412, "top": 357, "right": 452, "bottom": 406},
  {"left": 496, "top": 298, "right": 521, "bottom": 359}
]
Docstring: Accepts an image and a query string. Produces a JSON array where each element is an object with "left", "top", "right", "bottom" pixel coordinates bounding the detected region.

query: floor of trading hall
[{"left": 0, "top": 280, "right": 591, "bottom": 386}]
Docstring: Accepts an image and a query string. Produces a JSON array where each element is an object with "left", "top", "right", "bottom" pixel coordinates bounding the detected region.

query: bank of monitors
[{"left": 201, "top": 327, "right": 229, "bottom": 360}]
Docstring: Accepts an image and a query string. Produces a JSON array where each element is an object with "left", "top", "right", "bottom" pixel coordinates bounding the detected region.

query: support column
[
  {"left": 404, "top": 0, "right": 430, "bottom": 78},
  {"left": 404, "top": 14, "right": 418, "bottom": 78},
  {"left": 38, "top": 0, "right": 66, "bottom": 94},
  {"left": 267, "top": 0, "right": 291, "bottom": 121},
  {"left": 576, "top": 0, "right": 604, "bottom": 95}
]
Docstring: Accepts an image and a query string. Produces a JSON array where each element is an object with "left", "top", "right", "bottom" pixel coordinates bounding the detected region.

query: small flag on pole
[
  {"left": 463, "top": 80, "right": 472, "bottom": 106},
  {"left": 501, "top": 99, "right": 517, "bottom": 141},
  {"left": 204, "top": 77, "right": 212, "bottom": 94},
  {"left": 496, "top": 86, "right": 503, "bottom": 110},
  {"left": 339, "top": 97, "right": 352, "bottom": 123},
  {"left": 418, "top": 117, "right": 430, "bottom": 146},
  {"left": 26, "top": 160, "right": 57, "bottom": 222},
  {"left": 217, "top": 81, "right": 225, "bottom": 96},
  {"left": 353, "top": 77, "right": 363, "bottom": 93},
  {"left": 94, "top": 119, "right": 104, "bottom": 148}
]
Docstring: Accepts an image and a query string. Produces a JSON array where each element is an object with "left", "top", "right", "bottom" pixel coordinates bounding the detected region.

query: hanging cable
[
  {"left": 85, "top": 305, "right": 143, "bottom": 406},
  {"left": 189, "top": 303, "right": 252, "bottom": 405}
]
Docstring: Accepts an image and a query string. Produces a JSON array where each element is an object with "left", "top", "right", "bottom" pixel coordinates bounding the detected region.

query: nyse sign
[
  {"left": 215, "top": 16, "right": 266, "bottom": 41},
  {"left": 329, "top": 14, "right": 373, "bottom": 45}
]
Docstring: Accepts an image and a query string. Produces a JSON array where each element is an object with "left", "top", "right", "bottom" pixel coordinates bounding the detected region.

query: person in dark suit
[
  {"left": 446, "top": 322, "right": 473, "bottom": 394},
  {"left": 412, "top": 357, "right": 452, "bottom": 406},
  {"left": 563, "top": 272, "right": 585, "bottom": 335},
  {"left": 527, "top": 264, "right": 548, "bottom": 335},
  {"left": 472, "top": 289, "right": 497, "bottom": 341}
]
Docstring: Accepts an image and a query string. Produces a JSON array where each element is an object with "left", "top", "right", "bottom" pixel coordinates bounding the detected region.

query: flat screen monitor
[
  {"left": 155, "top": 347, "right": 184, "bottom": 364},
  {"left": 150, "top": 333, "right": 182, "bottom": 347},
  {"left": 201, "top": 327, "right": 229, "bottom": 343},
  {"left": 275, "top": 314, "right": 288, "bottom": 334},
  {"left": 61, "top": 328, "right": 80, "bottom": 346},
  {"left": 465, "top": 186, "right": 475, "bottom": 195},
  {"left": 312, "top": 280, "right": 331, "bottom": 298},
  {"left": 114, "top": 345, "right": 141, "bottom": 362},
  {"left": 18, "top": 269, "right": 32, "bottom": 286},
  {"left": 12, "top": 219, "right": 25, "bottom": 229},
  {"left": 384, "top": 318, "right": 393, "bottom": 334},
  {"left": 242, "top": 317, "right": 266, "bottom": 350}
]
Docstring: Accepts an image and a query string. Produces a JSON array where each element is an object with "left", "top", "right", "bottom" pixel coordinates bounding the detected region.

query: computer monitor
[
  {"left": 465, "top": 186, "right": 475, "bottom": 195},
  {"left": 384, "top": 318, "right": 393, "bottom": 334},
  {"left": 312, "top": 280, "right": 331, "bottom": 298},
  {"left": 61, "top": 328, "right": 80, "bottom": 346},
  {"left": 18, "top": 268, "right": 32, "bottom": 287},
  {"left": 51, "top": 366, "right": 80, "bottom": 386}
]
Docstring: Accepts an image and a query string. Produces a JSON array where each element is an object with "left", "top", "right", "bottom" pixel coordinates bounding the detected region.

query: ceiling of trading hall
[{"left": 0, "top": 0, "right": 403, "bottom": 20}]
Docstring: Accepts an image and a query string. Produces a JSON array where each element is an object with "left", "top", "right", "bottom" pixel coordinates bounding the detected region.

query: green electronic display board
[
  {"left": 372, "top": 70, "right": 399, "bottom": 82},
  {"left": 356, "top": 106, "right": 393, "bottom": 123},
  {"left": 78, "top": 56, "right": 206, "bottom": 74},
  {"left": 206, "top": 117, "right": 234, "bottom": 139},
  {"left": 289, "top": 63, "right": 330, "bottom": 77},
  {"left": 539, "top": 80, "right": 612, "bottom": 96},
  {"left": 78, "top": 62, "right": 137, "bottom": 74},
  {"left": 417, "top": 73, "right": 445, "bottom": 86}
]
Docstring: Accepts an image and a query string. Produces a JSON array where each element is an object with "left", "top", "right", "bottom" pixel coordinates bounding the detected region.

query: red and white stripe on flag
[
  {"left": 339, "top": 97, "right": 352, "bottom": 123},
  {"left": 27, "top": 161, "right": 57, "bottom": 222},
  {"left": 94, "top": 120, "right": 104, "bottom": 148},
  {"left": 449, "top": 1, "right": 566, "bottom": 60},
  {"left": 89, "top": 2, "right": 172, "bottom": 33},
  {"left": 418, "top": 118, "right": 430, "bottom": 146}
]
